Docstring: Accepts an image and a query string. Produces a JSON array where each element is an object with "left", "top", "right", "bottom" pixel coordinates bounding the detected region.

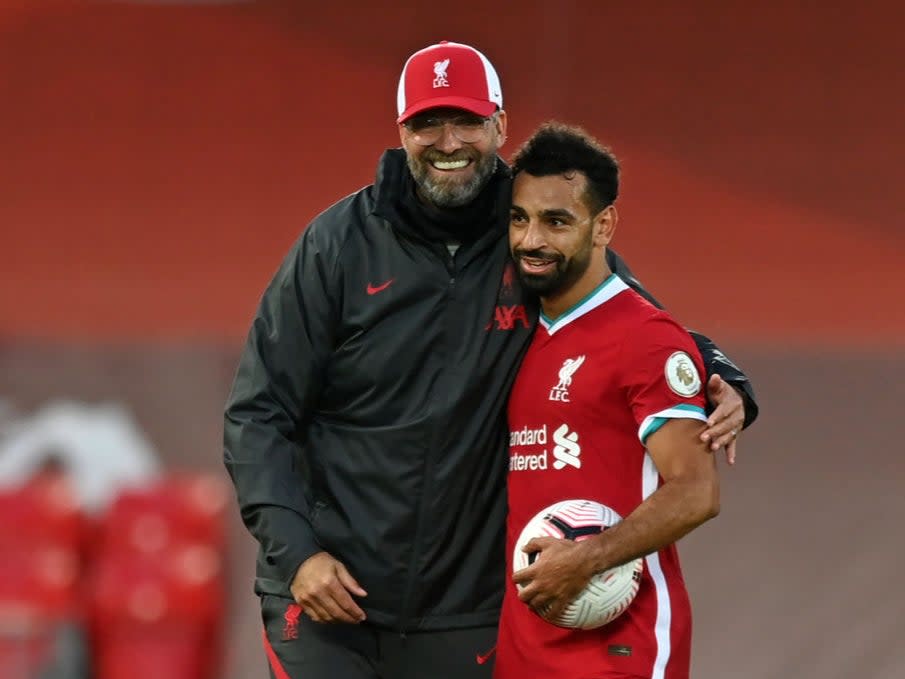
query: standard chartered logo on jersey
[
  {"left": 551, "top": 424, "right": 580, "bottom": 469},
  {"left": 509, "top": 423, "right": 581, "bottom": 471}
]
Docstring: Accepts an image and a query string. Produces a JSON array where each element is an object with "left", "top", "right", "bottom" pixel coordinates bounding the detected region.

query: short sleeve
[{"left": 620, "top": 313, "right": 709, "bottom": 444}]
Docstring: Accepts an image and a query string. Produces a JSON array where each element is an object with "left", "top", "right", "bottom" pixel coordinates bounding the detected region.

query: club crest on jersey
[
  {"left": 665, "top": 351, "right": 701, "bottom": 396},
  {"left": 549, "top": 355, "right": 586, "bottom": 402},
  {"left": 433, "top": 59, "right": 450, "bottom": 88}
]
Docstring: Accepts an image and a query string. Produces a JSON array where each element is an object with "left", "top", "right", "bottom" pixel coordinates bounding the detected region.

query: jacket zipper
[{"left": 397, "top": 254, "right": 457, "bottom": 631}]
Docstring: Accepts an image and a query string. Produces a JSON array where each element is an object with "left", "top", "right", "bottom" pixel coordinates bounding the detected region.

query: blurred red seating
[
  {"left": 97, "top": 473, "right": 229, "bottom": 558},
  {"left": 89, "top": 542, "right": 224, "bottom": 679},
  {"left": 0, "top": 547, "right": 81, "bottom": 616},
  {"left": 0, "top": 538, "right": 85, "bottom": 678},
  {"left": 0, "top": 471, "right": 231, "bottom": 679},
  {"left": 0, "top": 475, "right": 85, "bottom": 555},
  {"left": 91, "top": 543, "right": 223, "bottom": 629},
  {"left": 0, "top": 633, "right": 50, "bottom": 679},
  {"left": 0, "top": 475, "right": 88, "bottom": 678},
  {"left": 87, "top": 472, "right": 230, "bottom": 679},
  {"left": 96, "top": 630, "right": 208, "bottom": 679}
]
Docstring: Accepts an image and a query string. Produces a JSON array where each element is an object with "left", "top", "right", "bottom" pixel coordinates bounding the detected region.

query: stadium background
[{"left": 1, "top": 1, "right": 903, "bottom": 677}]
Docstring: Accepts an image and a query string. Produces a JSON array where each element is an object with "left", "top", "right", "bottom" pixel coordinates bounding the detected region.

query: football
[{"left": 513, "top": 499, "right": 643, "bottom": 630}]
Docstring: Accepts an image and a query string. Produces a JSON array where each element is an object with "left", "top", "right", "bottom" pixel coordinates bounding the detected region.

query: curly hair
[{"left": 510, "top": 122, "right": 619, "bottom": 215}]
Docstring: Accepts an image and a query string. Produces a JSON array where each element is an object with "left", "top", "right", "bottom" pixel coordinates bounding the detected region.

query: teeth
[{"left": 432, "top": 159, "right": 469, "bottom": 170}]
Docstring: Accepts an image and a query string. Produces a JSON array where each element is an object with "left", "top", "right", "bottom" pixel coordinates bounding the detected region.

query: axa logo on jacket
[
  {"left": 487, "top": 304, "right": 529, "bottom": 331},
  {"left": 486, "top": 260, "right": 529, "bottom": 331}
]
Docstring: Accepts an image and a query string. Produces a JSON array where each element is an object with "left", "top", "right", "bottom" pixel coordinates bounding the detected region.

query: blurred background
[{"left": 1, "top": 1, "right": 903, "bottom": 678}]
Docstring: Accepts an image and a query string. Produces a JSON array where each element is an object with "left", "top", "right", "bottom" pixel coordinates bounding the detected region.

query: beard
[
  {"left": 407, "top": 148, "right": 498, "bottom": 208},
  {"left": 512, "top": 241, "right": 593, "bottom": 297}
]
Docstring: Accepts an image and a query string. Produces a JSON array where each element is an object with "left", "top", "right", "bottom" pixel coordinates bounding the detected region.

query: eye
[
  {"left": 510, "top": 212, "right": 527, "bottom": 223},
  {"left": 453, "top": 116, "right": 488, "bottom": 130},
  {"left": 408, "top": 117, "right": 442, "bottom": 133}
]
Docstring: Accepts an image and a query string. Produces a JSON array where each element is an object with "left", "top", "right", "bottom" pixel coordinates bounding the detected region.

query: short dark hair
[{"left": 510, "top": 122, "right": 619, "bottom": 215}]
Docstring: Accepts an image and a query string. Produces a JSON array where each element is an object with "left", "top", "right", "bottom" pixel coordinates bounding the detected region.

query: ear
[
  {"left": 593, "top": 205, "right": 618, "bottom": 248},
  {"left": 493, "top": 109, "right": 508, "bottom": 149},
  {"left": 398, "top": 123, "right": 408, "bottom": 146}
]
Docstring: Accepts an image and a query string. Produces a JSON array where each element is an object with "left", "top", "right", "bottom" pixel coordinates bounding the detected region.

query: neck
[{"left": 541, "top": 262, "right": 613, "bottom": 321}]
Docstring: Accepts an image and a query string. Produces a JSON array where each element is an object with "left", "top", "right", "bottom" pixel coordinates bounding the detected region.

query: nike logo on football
[{"left": 366, "top": 279, "right": 395, "bottom": 295}]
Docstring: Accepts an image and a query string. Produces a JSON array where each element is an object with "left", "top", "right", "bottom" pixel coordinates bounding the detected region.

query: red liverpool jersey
[{"left": 495, "top": 274, "right": 708, "bottom": 679}]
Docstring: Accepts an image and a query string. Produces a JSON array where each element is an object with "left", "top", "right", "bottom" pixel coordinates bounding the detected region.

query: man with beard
[
  {"left": 224, "top": 42, "right": 756, "bottom": 679},
  {"left": 497, "top": 123, "right": 721, "bottom": 679}
]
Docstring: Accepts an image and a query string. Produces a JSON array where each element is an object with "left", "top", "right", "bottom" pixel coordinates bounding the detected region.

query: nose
[
  {"left": 515, "top": 219, "right": 547, "bottom": 251},
  {"left": 432, "top": 123, "right": 465, "bottom": 153}
]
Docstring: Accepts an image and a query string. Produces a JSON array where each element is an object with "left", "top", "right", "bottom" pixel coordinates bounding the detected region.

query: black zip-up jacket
[{"left": 223, "top": 148, "right": 758, "bottom": 631}]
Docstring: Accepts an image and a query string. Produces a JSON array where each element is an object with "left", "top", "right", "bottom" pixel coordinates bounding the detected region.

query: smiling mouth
[
  {"left": 430, "top": 158, "right": 471, "bottom": 171},
  {"left": 518, "top": 255, "right": 558, "bottom": 274}
]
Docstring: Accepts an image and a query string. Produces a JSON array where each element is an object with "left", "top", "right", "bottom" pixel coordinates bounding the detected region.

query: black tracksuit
[{"left": 223, "top": 148, "right": 757, "bottom": 660}]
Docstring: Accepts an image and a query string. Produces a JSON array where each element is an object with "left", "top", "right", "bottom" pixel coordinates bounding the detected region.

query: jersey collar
[{"left": 539, "top": 273, "right": 629, "bottom": 336}]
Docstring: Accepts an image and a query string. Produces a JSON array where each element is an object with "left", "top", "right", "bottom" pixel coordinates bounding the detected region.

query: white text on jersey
[{"left": 508, "top": 423, "right": 581, "bottom": 472}]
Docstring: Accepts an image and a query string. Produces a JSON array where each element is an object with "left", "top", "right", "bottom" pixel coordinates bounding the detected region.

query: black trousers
[{"left": 261, "top": 595, "right": 497, "bottom": 679}]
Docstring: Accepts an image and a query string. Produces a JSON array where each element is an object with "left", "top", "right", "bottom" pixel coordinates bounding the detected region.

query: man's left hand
[{"left": 700, "top": 374, "right": 744, "bottom": 465}]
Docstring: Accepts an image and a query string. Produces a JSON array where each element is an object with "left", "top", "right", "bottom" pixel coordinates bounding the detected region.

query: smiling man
[
  {"left": 224, "top": 42, "right": 756, "bottom": 679},
  {"left": 496, "top": 123, "right": 722, "bottom": 679},
  {"left": 402, "top": 107, "right": 503, "bottom": 205}
]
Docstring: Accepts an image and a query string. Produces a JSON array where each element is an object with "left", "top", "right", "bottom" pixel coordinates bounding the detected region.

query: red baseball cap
[{"left": 396, "top": 41, "right": 503, "bottom": 123}]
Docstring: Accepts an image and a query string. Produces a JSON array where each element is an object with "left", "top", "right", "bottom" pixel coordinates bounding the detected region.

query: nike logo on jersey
[{"left": 366, "top": 279, "right": 395, "bottom": 295}]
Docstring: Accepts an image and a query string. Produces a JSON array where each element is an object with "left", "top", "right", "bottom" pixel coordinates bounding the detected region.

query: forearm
[
  {"left": 584, "top": 474, "right": 719, "bottom": 573},
  {"left": 224, "top": 412, "right": 322, "bottom": 583},
  {"left": 224, "top": 462, "right": 322, "bottom": 587},
  {"left": 243, "top": 501, "right": 322, "bottom": 578}
]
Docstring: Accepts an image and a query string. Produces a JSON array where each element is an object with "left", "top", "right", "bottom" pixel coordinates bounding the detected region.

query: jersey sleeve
[
  {"left": 619, "top": 312, "right": 709, "bottom": 445},
  {"left": 609, "top": 249, "right": 759, "bottom": 430}
]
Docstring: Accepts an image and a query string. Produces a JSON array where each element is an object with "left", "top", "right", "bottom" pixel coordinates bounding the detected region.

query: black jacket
[{"left": 223, "top": 148, "right": 758, "bottom": 631}]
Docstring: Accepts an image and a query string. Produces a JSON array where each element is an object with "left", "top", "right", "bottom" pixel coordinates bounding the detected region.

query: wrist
[
  {"left": 583, "top": 533, "right": 614, "bottom": 574},
  {"left": 731, "top": 384, "right": 750, "bottom": 429}
]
